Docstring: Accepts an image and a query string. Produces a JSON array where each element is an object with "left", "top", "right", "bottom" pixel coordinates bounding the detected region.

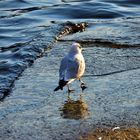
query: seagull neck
[{"left": 68, "top": 50, "right": 81, "bottom": 55}]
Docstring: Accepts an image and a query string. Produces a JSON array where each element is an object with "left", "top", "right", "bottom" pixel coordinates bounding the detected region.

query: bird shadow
[{"left": 59, "top": 93, "right": 89, "bottom": 120}]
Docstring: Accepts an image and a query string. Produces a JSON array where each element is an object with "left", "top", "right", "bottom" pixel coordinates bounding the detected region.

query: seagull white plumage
[{"left": 54, "top": 42, "right": 87, "bottom": 93}]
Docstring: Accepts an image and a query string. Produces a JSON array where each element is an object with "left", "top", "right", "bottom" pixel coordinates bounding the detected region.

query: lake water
[{"left": 0, "top": 0, "right": 140, "bottom": 99}]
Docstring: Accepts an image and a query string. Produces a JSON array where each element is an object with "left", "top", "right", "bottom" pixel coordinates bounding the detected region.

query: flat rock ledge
[{"left": 0, "top": 41, "right": 140, "bottom": 140}]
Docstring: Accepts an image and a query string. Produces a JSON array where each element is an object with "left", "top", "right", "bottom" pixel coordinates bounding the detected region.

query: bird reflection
[{"left": 60, "top": 93, "right": 89, "bottom": 119}]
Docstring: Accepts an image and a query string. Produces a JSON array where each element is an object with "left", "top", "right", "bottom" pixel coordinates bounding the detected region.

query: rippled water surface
[{"left": 0, "top": 0, "right": 140, "bottom": 99}]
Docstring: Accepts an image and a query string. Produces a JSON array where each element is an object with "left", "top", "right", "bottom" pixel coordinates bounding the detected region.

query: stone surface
[{"left": 0, "top": 41, "right": 140, "bottom": 140}]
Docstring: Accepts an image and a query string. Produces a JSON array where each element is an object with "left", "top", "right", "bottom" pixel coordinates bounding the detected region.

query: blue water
[{"left": 0, "top": 0, "right": 140, "bottom": 99}]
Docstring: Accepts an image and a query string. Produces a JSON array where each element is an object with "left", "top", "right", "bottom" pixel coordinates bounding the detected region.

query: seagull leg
[
  {"left": 79, "top": 79, "right": 87, "bottom": 92},
  {"left": 67, "top": 84, "right": 75, "bottom": 94}
]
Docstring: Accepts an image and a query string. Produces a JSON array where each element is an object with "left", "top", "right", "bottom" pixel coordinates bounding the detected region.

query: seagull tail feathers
[
  {"left": 54, "top": 86, "right": 62, "bottom": 91},
  {"left": 54, "top": 79, "right": 68, "bottom": 92}
]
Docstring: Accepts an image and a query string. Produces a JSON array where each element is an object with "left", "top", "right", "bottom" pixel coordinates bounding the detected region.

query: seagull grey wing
[
  {"left": 66, "top": 56, "right": 85, "bottom": 80},
  {"left": 66, "top": 58, "right": 80, "bottom": 80},
  {"left": 59, "top": 56, "right": 68, "bottom": 80}
]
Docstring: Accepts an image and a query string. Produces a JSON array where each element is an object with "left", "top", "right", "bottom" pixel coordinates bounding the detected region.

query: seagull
[{"left": 54, "top": 42, "right": 87, "bottom": 93}]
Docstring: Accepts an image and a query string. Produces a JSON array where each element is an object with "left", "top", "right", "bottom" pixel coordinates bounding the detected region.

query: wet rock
[{"left": 0, "top": 40, "right": 139, "bottom": 140}]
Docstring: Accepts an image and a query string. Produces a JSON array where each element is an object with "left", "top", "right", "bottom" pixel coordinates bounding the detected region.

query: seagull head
[{"left": 69, "top": 42, "right": 83, "bottom": 54}]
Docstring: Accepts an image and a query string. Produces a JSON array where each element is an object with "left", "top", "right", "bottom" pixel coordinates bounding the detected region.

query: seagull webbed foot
[
  {"left": 68, "top": 89, "right": 75, "bottom": 93},
  {"left": 80, "top": 82, "right": 87, "bottom": 92},
  {"left": 67, "top": 85, "right": 75, "bottom": 94}
]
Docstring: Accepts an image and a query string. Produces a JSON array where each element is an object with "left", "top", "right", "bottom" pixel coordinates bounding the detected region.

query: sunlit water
[{"left": 0, "top": 0, "right": 140, "bottom": 99}]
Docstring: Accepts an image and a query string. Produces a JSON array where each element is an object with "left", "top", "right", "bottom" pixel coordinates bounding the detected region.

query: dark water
[{"left": 0, "top": 0, "right": 140, "bottom": 99}]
